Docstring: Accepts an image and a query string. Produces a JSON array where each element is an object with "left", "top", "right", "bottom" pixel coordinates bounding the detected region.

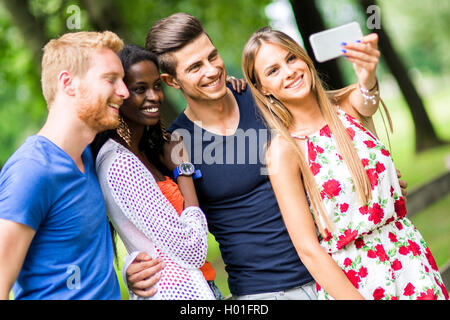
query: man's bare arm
[{"left": 0, "top": 219, "right": 35, "bottom": 299}]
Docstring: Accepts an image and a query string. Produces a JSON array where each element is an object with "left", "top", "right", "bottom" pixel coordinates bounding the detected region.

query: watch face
[{"left": 179, "top": 162, "right": 195, "bottom": 175}]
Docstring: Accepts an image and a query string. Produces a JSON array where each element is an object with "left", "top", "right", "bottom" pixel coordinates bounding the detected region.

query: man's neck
[
  {"left": 38, "top": 104, "right": 96, "bottom": 173},
  {"left": 184, "top": 88, "right": 240, "bottom": 136}
]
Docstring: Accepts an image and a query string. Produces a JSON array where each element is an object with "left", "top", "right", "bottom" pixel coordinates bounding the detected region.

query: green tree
[{"left": 0, "top": 0, "right": 270, "bottom": 165}]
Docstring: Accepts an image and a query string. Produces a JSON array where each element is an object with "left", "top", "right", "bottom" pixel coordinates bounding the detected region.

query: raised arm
[
  {"left": 267, "top": 136, "right": 364, "bottom": 300},
  {"left": 342, "top": 33, "right": 380, "bottom": 119}
]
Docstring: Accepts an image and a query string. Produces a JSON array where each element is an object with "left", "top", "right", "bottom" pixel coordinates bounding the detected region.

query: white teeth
[
  {"left": 206, "top": 78, "right": 220, "bottom": 87},
  {"left": 142, "top": 108, "right": 158, "bottom": 113},
  {"left": 287, "top": 76, "right": 303, "bottom": 88},
  {"left": 108, "top": 103, "right": 120, "bottom": 110}
]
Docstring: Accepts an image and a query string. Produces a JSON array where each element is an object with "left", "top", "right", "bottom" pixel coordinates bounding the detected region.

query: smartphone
[{"left": 309, "top": 22, "right": 363, "bottom": 63}]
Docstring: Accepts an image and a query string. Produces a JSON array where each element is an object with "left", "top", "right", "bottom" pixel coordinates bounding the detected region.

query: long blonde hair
[{"left": 242, "top": 27, "right": 373, "bottom": 237}]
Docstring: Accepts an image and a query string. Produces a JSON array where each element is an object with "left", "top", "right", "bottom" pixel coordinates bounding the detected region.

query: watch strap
[{"left": 173, "top": 167, "right": 202, "bottom": 182}]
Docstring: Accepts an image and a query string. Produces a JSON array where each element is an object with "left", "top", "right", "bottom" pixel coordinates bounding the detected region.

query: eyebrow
[
  {"left": 263, "top": 51, "right": 292, "bottom": 74},
  {"left": 102, "top": 71, "right": 124, "bottom": 78},
  {"left": 185, "top": 48, "right": 218, "bottom": 72}
]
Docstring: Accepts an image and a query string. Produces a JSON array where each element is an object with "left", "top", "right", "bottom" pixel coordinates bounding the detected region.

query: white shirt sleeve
[{"left": 98, "top": 142, "right": 209, "bottom": 270}]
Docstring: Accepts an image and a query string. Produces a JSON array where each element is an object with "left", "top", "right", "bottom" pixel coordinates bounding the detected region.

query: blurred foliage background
[{"left": 1, "top": 0, "right": 449, "bottom": 299}]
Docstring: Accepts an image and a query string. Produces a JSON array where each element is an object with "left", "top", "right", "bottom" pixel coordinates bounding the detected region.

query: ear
[
  {"left": 160, "top": 73, "right": 181, "bottom": 90},
  {"left": 58, "top": 70, "right": 76, "bottom": 96}
]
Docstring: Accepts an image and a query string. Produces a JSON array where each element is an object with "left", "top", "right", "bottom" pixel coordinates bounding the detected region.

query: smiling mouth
[
  {"left": 108, "top": 102, "right": 120, "bottom": 113},
  {"left": 203, "top": 74, "right": 222, "bottom": 88},
  {"left": 141, "top": 106, "right": 159, "bottom": 114},
  {"left": 285, "top": 74, "right": 304, "bottom": 89}
]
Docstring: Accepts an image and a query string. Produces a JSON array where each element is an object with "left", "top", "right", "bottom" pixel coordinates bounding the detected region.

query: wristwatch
[{"left": 173, "top": 161, "right": 202, "bottom": 181}]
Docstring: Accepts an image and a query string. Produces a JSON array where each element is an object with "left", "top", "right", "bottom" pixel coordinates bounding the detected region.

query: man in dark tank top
[{"left": 124, "top": 13, "right": 316, "bottom": 299}]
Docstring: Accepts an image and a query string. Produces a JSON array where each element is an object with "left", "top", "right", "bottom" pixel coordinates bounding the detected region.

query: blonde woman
[{"left": 241, "top": 26, "right": 448, "bottom": 300}]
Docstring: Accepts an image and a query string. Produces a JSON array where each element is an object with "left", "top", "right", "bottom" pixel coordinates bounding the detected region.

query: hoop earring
[{"left": 117, "top": 115, "right": 132, "bottom": 147}]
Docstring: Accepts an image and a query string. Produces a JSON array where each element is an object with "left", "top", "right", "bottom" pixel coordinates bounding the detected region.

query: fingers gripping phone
[{"left": 309, "top": 22, "right": 363, "bottom": 63}]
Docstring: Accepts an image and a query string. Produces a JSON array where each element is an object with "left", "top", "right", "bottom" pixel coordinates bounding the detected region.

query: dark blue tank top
[{"left": 167, "top": 85, "right": 313, "bottom": 295}]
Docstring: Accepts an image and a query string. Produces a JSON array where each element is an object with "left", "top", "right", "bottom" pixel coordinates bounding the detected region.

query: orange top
[{"left": 157, "top": 177, "right": 216, "bottom": 281}]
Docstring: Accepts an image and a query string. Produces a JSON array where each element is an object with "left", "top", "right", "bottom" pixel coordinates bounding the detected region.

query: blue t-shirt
[
  {"left": 168, "top": 86, "right": 313, "bottom": 296},
  {"left": 0, "top": 135, "right": 120, "bottom": 300}
]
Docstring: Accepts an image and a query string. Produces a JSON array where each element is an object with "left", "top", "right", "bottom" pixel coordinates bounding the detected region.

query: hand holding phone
[{"left": 309, "top": 22, "right": 363, "bottom": 63}]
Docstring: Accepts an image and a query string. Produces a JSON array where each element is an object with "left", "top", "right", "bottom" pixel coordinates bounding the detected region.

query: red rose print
[
  {"left": 395, "top": 221, "right": 403, "bottom": 230},
  {"left": 358, "top": 266, "right": 368, "bottom": 278},
  {"left": 320, "top": 125, "right": 332, "bottom": 137},
  {"left": 308, "top": 140, "right": 317, "bottom": 161},
  {"left": 365, "top": 168, "right": 379, "bottom": 189},
  {"left": 340, "top": 203, "right": 349, "bottom": 213},
  {"left": 417, "top": 289, "right": 437, "bottom": 300},
  {"left": 322, "top": 179, "right": 341, "bottom": 199},
  {"left": 391, "top": 259, "right": 402, "bottom": 271},
  {"left": 366, "top": 130, "right": 377, "bottom": 141},
  {"left": 375, "top": 162, "right": 385, "bottom": 173},
  {"left": 407, "top": 240, "right": 421, "bottom": 256},
  {"left": 337, "top": 229, "right": 358, "bottom": 250},
  {"left": 381, "top": 148, "right": 390, "bottom": 156},
  {"left": 394, "top": 197, "right": 407, "bottom": 219},
  {"left": 388, "top": 232, "right": 397, "bottom": 243},
  {"left": 403, "top": 283, "right": 415, "bottom": 296},
  {"left": 345, "top": 269, "right": 361, "bottom": 289},
  {"left": 390, "top": 186, "right": 394, "bottom": 197},
  {"left": 355, "top": 238, "right": 365, "bottom": 249},
  {"left": 359, "top": 205, "right": 369, "bottom": 215},
  {"left": 435, "top": 277, "right": 449, "bottom": 300},
  {"left": 425, "top": 247, "right": 438, "bottom": 271},
  {"left": 364, "top": 140, "right": 376, "bottom": 148},
  {"left": 385, "top": 216, "right": 395, "bottom": 225},
  {"left": 316, "top": 282, "right": 321, "bottom": 292},
  {"left": 344, "top": 258, "right": 352, "bottom": 267},
  {"left": 310, "top": 162, "right": 321, "bottom": 175},
  {"left": 368, "top": 203, "right": 384, "bottom": 224},
  {"left": 367, "top": 249, "right": 377, "bottom": 259},
  {"left": 398, "top": 246, "right": 409, "bottom": 255},
  {"left": 375, "top": 244, "right": 388, "bottom": 262},
  {"left": 373, "top": 287, "right": 385, "bottom": 300},
  {"left": 345, "top": 127, "right": 355, "bottom": 140},
  {"left": 345, "top": 114, "right": 366, "bottom": 132},
  {"left": 361, "top": 158, "right": 370, "bottom": 167},
  {"left": 323, "top": 228, "right": 332, "bottom": 242}
]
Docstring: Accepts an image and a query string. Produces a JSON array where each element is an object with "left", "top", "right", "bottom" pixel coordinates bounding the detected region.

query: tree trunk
[
  {"left": 80, "top": 0, "right": 130, "bottom": 40},
  {"left": 289, "top": 0, "right": 345, "bottom": 90},
  {"left": 358, "top": 0, "right": 446, "bottom": 152}
]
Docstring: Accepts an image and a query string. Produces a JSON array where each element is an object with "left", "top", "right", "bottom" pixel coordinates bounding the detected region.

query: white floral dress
[{"left": 293, "top": 109, "right": 448, "bottom": 300}]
